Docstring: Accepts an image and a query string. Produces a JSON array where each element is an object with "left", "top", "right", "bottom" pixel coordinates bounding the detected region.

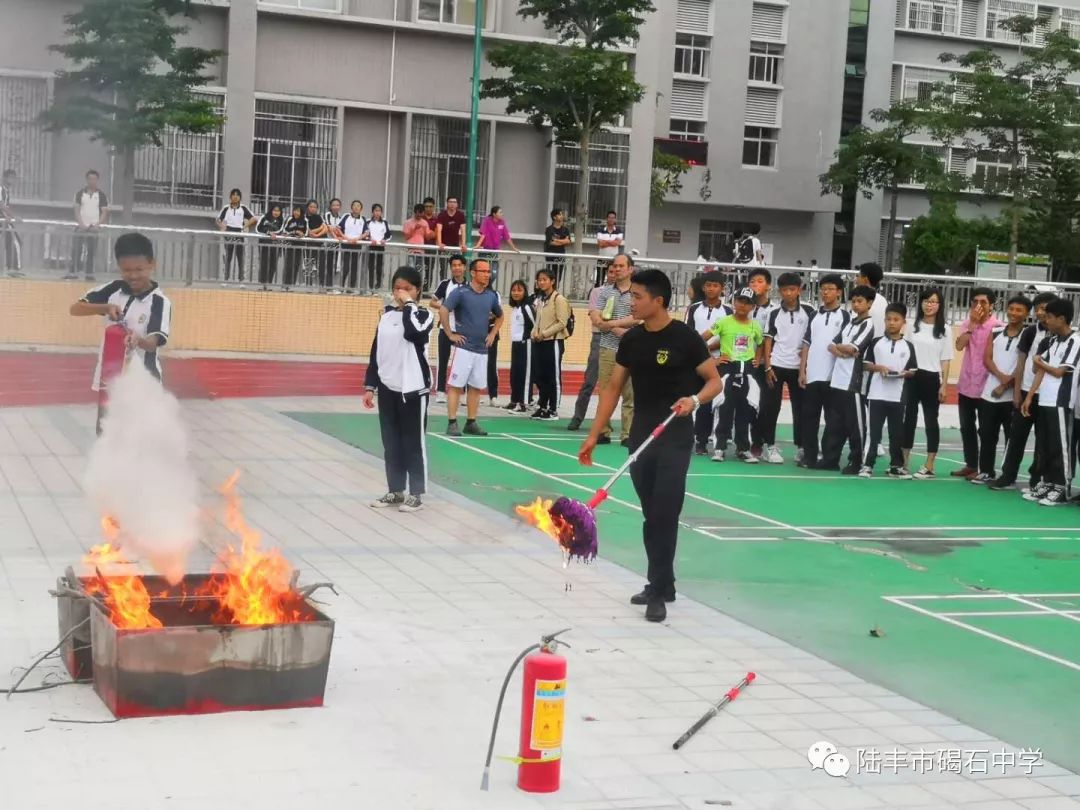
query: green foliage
[
  {"left": 650, "top": 149, "right": 689, "bottom": 208},
  {"left": 42, "top": 0, "right": 223, "bottom": 220},
  {"left": 900, "top": 198, "right": 1009, "bottom": 276},
  {"left": 514, "top": 0, "right": 655, "bottom": 49}
]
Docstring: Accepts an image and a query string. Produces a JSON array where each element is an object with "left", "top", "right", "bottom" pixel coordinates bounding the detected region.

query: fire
[
  {"left": 83, "top": 532, "right": 163, "bottom": 630},
  {"left": 515, "top": 497, "right": 575, "bottom": 550},
  {"left": 200, "top": 472, "right": 300, "bottom": 626}
]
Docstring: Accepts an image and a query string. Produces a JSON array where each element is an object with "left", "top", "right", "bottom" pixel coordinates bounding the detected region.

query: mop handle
[{"left": 587, "top": 412, "right": 680, "bottom": 509}]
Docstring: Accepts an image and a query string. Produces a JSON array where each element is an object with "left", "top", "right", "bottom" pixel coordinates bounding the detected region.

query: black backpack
[
  {"left": 561, "top": 292, "right": 576, "bottom": 336},
  {"left": 735, "top": 236, "right": 755, "bottom": 265}
]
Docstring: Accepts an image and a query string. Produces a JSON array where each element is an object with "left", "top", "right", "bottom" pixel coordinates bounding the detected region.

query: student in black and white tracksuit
[
  {"left": 798, "top": 274, "right": 849, "bottom": 469},
  {"left": 339, "top": 201, "right": 367, "bottom": 291},
  {"left": 323, "top": 198, "right": 345, "bottom": 291},
  {"left": 1022, "top": 297, "right": 1080, "bottom": 506},
  {"left": 364, "top": 204, "right": 391, "bottom": 292},
  {"left": 256, "top": 204, "right": 284, "bottom": 288},
  {"left": 821, "top": 285, "right": 876, "bottom": 473},
  {"left": 685, "top": 270, "right": 730, "bottom": 454},
  {"left": 973, "top": 296, "right": 1031, "bottom": 484},
  {"left": 761, "top": 272, "right": 814, "bottom": 464},
  {"left": 280, "top": 205, "right": 307, "bottom": 289},
  {"left": 530, "top": 267, "right": 571, "bottom": 419},
  {"left": 215, "top": 188, "right": 256, "bottom": 284},
  {"left": 503, "top": 279, "right": 535, "bottom": 414},
  {"left": 430, "top": 255, "right": 468, "bottom": 403},
  {"left": 859, "top": 303, "right": 917, "bottom": 478},
  {"left": 363, "top": 266, "right": 434, "bottom": 513},
  {"left": 1, "top": 170, "right": 23, "bottom": 277}
]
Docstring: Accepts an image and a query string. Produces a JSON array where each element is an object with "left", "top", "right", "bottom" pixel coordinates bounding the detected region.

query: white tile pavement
[{"left": 0, "top": 397, "right": 1076, "bottom": 810}]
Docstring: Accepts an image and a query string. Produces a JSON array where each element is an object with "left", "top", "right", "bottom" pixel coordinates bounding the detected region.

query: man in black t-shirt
[
  {"left": 543, "top": 208, "right": 572, "bottom": 287},
  {"left": 579, "top": 269, "right": 722, "bottom": 623}
]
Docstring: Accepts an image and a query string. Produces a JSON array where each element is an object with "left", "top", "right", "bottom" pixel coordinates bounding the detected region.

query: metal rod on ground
[
  {"left": 672, "top": 672, "right": 756, "bottom": 750},
  {"left": 587, "top": 412, "right": 679, "bottom": 509}
]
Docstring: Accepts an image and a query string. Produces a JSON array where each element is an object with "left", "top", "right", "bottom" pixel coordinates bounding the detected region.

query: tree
[
  {"left": 924, "top": 18, "right": 1080, "bottom": 275},
  {"left": 1021, "top": 153, "right": 1080, "bottom": 281},
  {"left": 900, "top": 197, "right": 1009, "bottom": 276},
  {"left": 482, "top": 0, "right": 654, "bottom": 247},
  {"left": 650, "top": 149, "right": 689, "bottom": 208},
  {"left": 820, "top": 101, "right": 946, "bottom": 274},
  {"left": 42, "top": 0, "right": 223, "bottom": 223}
]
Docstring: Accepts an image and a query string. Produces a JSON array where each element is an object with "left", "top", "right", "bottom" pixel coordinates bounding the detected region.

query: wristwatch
[{"left": 691, "top": 394, "right": 700, "bottom": 409}]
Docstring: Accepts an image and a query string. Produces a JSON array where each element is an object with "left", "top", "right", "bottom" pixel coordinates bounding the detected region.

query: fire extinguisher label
[{"left": 531, "top": 678, "right": 566, "bottom": 750}]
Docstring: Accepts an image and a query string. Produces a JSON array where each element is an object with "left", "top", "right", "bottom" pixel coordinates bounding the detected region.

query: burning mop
[{"left": 519, "top": 269, "right": 722, "bottom": 622}]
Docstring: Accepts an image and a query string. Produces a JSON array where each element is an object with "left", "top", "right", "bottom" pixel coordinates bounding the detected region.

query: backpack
[
  {"left": 559, "top": 292, "right": 575, "bottom": 336},
  {"left": 735, "top": 236, "right": 755, "bottom": 265}
]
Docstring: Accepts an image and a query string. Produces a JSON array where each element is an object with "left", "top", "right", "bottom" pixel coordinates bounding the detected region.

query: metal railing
[{"left": 3, "top": 218, "right": 1079, "bottom": 320}]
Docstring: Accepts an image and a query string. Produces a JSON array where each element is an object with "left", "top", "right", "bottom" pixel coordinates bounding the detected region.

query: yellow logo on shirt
[{"left": 656, "top": 350, "right": 669, "bottom": 365}]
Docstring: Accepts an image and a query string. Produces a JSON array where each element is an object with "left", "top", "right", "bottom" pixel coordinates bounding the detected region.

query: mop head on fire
[{"left": 84, "top": 363, "right": 199, "bottom": 584}]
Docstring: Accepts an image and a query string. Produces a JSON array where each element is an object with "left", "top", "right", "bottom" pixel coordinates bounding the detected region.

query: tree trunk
[
  {"left": 117, "top": 145, "right": 136, "bottom": 225},
  {"left": 574, "top": 130, "right": 591, "bottom": 255},
  {"left": 1009, "top": 136, "right": 1020, "bottom": 277},
  {"left": 884, "top": 183, "right": 899, "bottom": 274}
]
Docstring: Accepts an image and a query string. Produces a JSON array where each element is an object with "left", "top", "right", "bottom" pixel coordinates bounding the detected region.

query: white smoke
[{"left": 83, "top": 362, "right": 200, "bottom": 584}]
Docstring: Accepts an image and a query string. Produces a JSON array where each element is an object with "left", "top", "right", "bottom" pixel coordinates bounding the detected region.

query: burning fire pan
[
  {"left": 88, "top": 574, "right": 334, "bottom": 718},
  {"left": 56, "top": 567, "right": 94, "bottom": 680}
]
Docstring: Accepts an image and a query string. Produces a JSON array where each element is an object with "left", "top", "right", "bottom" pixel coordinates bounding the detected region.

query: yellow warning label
[{"left": 530, "top": 678, "right": 566, "bottom": 750}]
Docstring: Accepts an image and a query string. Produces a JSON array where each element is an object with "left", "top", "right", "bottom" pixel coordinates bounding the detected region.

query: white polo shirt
[
  {"left": 75, "top": 188, "right": 108, "bottom": 226},
  {"left": 341, "top": 214, "right": 367, "bottom": 240},
  {"left": 365, "top": 219, "right": 391, "bottom": 243},
  {"left": 865, "top": 335, "right": 917, "bottom": 402},
  {"left": 1038, "top": 331, "right": 1080, "bottom": 409},
  {"left": 766, "top": 302, "right": 815, "bottom": 370},
  {"left": 803, "top": 305, "right": 851, "bottom": 384},
  {"left": 218, "top": 204, "right": 254, "bottom": 230},
  {"left": 982, "top": 326, "right": 1024, "bottom": 403},
  {"left": 907, "top": 321, "right": 954, "bottom": 374},
  {"left": 687, "top": 301, "right": 731, "bottom": 358},
  {"left": 596, "top": 226, "right": 624, "bottom": 259},
  {"left": 80, "top": 280, "right": 172, "bottom": 390}
]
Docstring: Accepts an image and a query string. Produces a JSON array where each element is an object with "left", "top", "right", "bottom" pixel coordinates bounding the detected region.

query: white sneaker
[
  {"left": 858, "top": 465, "right": 873, "bottom": 479},
  {"left": 736, "top": 451, "right": 759, "bottom": 464},
  {"left": 711, "top": 449, "right": 725, "bottom": 463},
  {"left": 435, "top": 392, "right": 447, "bottom": 404},
  {"left": 912, "top": 467, "right": 935, "bottom": 480},
  {"left": 763, "top": 445, "right": 784, "bottom": 464},
  {"left": 488, "top": 398, "right": 498, "bottom": 407},
  {"left": 1039, "top": 487, "right": 1068, "bottom": 507},
  {"left": 1023, "top": 483, "right": 1052, "bottom": 502}
]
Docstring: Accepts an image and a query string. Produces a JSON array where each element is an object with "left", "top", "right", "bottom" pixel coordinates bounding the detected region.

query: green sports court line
[{"left": 289, "top": 411, "right": 1080, "bottom": 772}]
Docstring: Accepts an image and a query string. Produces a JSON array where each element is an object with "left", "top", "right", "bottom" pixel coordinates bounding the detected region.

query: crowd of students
[{"left": 677, "top": 263, "right": 1080, "bottom": 507}]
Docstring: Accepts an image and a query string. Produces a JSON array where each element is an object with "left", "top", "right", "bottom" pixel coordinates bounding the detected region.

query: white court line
[
  {"left": 940, "top": 610, "right": 1080, "bottom": 617},
  {"left": 891, "top": 592, "right": 1080, "bottom": 600},
  {"left": 1008, "top": 594, "right": 1080, "bottom": 624},
  {"left": 694, "top": 525, "right": 1080, "bottom": 533},
  {"left": 499, "top": 434, "right": 828, "bottom": 541},
  {"left": 552, "top": 471, "right": 966, "bottom": 481},
  {"left": 883, "top": 596, "right": 1080, "bottom": 672}
]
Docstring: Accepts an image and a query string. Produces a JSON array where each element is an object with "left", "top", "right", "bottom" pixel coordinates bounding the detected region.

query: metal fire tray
[{"left": 87, "top": 574, "right": 334, "bottom": 718}]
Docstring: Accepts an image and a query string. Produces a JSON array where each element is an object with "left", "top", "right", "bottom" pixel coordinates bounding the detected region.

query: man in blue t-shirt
[{"left": 440, "top": 258, "right": 504, "bottom": 436}]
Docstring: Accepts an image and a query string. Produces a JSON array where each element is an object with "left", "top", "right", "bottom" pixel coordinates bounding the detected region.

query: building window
[
  {"left": 134, "top": 92, "right": 224, "bottom": 210},
  {"left": 262, "top": 0, "right": 341, "bottom": 10},
  {"left": 408, "top": 114, "right": 489, "bottom": 225},
  {"left": 986, "top": 0, "right": 1036, "bottom": 42},
  {"left": 901, "top": 66, "right": 954, "bottom": 104},
  {"left": 742, "top": 126, "right": 778, "bottom": 167},
  {"left": 670, "top": 119, "right": 706, "bottom": 141},
  {"left": 972, "top": 149, "right": 1012, "bottom": 191},
  {"left": 907, "top": 0, "right": 959, "bottom": 34},
  {"left": 674, "top": 33, "right": 711, "bottom": 78},
  {"left": 699, "top": 219, "right": 759, "bottom": 262},
  {"left": 0, "top": 75, "right": 51, "bottom": 201},
  {"left": 1060, "top": 8, "right": 1080, "bottom": 40},
  {"left": 251, "top": 99, "right": 338, "bottom": 214},
  {"left": 748, "top": 41, "right": 784, "bottom": 85},
  {"left": 553, "top": 129, "right": 630, "bottom": 234},
  {"left": 418, "top": 0, "right": 477, "bottom": 25}
]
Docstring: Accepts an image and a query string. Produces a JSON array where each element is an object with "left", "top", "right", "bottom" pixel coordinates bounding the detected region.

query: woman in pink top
[
  {"left": 403, "top": 203, "right": 433, "bottom": 272},
  {"left": 474, "top": 205, "right": 519, "bottom": 285},
  {"left": 953, "top": 287, "right": 1002, "bottom": 478}
]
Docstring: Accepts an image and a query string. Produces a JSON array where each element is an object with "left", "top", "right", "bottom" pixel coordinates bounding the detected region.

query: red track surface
[{"left": 0, "top": 352, "right": 587, "bottom": 407}]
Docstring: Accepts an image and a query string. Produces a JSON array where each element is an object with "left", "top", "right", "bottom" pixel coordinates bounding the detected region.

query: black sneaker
[
  {"left": 630, "top": 588, "right": 676, "bottom": 605},
  {"left": 970, "top": 473, "right": 994, "bottom": 485},
  {"left": 645, "top": 598, "right": 667, "bottom": 622},
  {"left": 530, "top": 409, "right": 546, "bottom": 420},
  {"left": 567, "top": 418, "right": 582, "bottom": 431},
  {"left": 841, "top": 463, "right": 861, "bottom": 476},
  {"left": 370, "top": 492, "right": 405, "bottom": 508},
  {"left": 694, "top": 442, "right": 708, "bottom": 456},
  {"left": 887, "top": 466, "right": 913, "bottom": 480},
  {"left": 399, "top": 495, "right": 423, "bottom": 513},
  {"left": 446, "top": 421, "right": 462, "bottom": 437},
  {"left": 464, "top": 421, "right": 488, "bottom": 436},
  {"left": 988, "top": 477, "right": 1016, "bottom": 491},
  {"left": 1039, "top": 487, "right": 1069, "bottom": 506},
  {"left": 596, "top": 435, "right": 611, "bottom": 445},
  {"left": 620, "top": 438, "right": 631, "bottom": 448},
  {"left": 502, "top": 401, "right": 520, "bottom": 412}
]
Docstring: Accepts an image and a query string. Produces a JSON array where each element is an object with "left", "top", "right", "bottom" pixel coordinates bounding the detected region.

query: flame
[
  {"left": 515, "top": 497, "right": 575, "bottom": 550},
  {"left": 83, "top": 531, "right": 163, "bottom": 630},
  {"left": 200, "top": 472, "right": 300, "bottom": 626}
]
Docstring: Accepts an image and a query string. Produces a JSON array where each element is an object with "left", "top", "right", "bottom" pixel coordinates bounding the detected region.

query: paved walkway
[{"left": 1, "top": 397, "right": 1077, "bottom": 810}]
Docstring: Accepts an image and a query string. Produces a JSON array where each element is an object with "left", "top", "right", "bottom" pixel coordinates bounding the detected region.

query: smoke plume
[{"left": 84, "top": 363, "right": 199, "bottom": 584}]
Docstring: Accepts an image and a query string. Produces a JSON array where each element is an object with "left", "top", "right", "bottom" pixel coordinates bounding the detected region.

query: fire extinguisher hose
[{"left": 480, "top": 628, "right": 570, "bottom": 791}]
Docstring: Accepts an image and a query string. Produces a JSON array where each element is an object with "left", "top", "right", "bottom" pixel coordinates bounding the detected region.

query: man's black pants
[
  {"left": 865, "top": 399, "right": 904, "bottom": 469},
  {"left": 486, "top": 333, "right": 501, "bottom": 399},
  {"left": 510, "top": 340, "right": 532, "bottom": 405},
  {"left": 223, "top": 232, "right": 245, "bottom": 281},
  {"left": 72, "top": 231, "right": 98, "bottom": 278},
  {"left": 378, "top": 384, "right": 428, "bottom": 497},
  {"left": 629, "top": 437, "right": 692, "bottom": 598},
  {"left": 757, "top": 366, "right": 803, "bottom": 447},
  {"left": 572, "top": 333, "right": 601, "bottom": 423},
  {"left": 342, "top": 243, "right": 363, "bottom": 289},
  {"left": 436, "top": 330, "right": 452, "bottom": 393},
  {"left": 958, "top": 393, "right": 980, "bottom": 469},
  {"left": 999, "top": 391, "right": 1039, "bottom": 486},
  {"left": 978, "top": 399, "right": 1013, "bottom": 477},
  {"left": 800, "top": 381, "right": 831, "bottom": 466},
  {"left": 822, "top": 389, "right": 865, "bottom": 468},
  {"left": 1035, "top": 405, "right": 1074, "bottom": 492}
]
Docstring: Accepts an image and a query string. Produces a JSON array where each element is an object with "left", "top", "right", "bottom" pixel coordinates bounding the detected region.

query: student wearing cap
[
  {"left": 761, "top": 272, "right": 814, "bottom": 464},
  {"left": 799, "top": 274, "right": 849, "bottom": 469},
  {"left": 684, "top": 270, "right": 730, "bottom": 454},
  {"left": 703, "top": 287, "right": 765, "bottom": 463},
  {"left": 578, "top": 269, "right": 722, "bottom": 623},
  {"left": 859, "top": 303, "right": 917, "bottom": 479},
  {"left": 821, "top": 285, "right": 876, "bottom": 474}
]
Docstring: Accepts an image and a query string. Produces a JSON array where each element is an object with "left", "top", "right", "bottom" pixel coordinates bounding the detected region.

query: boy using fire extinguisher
[{"left": 69, "top": 232, "right": 172, "bottom": 434}]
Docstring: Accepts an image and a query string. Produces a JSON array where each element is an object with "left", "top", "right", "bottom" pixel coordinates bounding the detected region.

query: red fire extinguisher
[
  {"left": 480, "top": 628, "right": 570, "bottom": 794},
  {"left": 96, "top": 323, "right": 128, "bottom": 436}
]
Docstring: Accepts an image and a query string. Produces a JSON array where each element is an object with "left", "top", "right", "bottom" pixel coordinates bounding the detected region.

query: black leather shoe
[
  {"left": 630, "top": 588, "right": 675, "bottom": 605},
  {"left": 596, "top": 435, "right": 612, "bottom": 445},
  {"left": 645, "top": 598, "right": 667, "bottom": 622}
]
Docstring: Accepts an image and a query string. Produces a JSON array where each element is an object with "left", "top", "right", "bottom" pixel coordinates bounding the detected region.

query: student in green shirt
[{"left": 702, "top": 287, "right": 765, "bottom": 462}]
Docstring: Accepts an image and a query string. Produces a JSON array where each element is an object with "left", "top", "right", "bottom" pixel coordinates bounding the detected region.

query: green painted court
[{"left": 291, "top": 411, "right": 1080, "bottom": 771}]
